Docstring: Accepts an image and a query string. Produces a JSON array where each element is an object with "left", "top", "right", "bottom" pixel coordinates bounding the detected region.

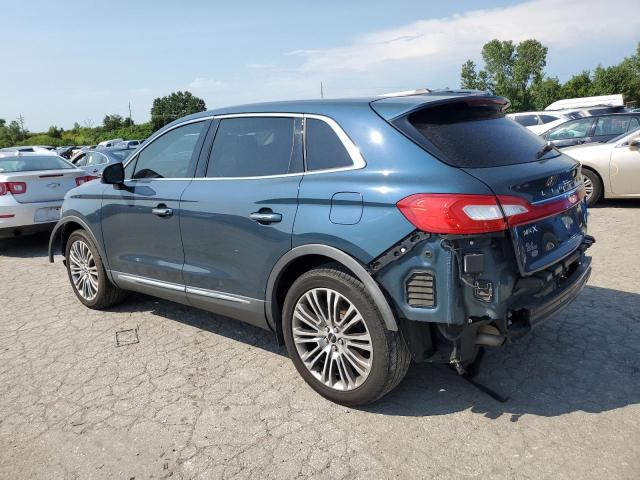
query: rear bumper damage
[{"left": 373, "top": 231, "right": 595, "bottom": 373}]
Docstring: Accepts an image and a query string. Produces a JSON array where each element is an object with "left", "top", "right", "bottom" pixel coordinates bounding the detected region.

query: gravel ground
[{"left": 0, "top": 201, "right": 638, "bottom": 479}]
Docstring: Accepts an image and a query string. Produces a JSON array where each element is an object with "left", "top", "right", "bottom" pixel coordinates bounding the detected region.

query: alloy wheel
[
  {"left": 291, "top": 288, "right": 373, "bottom": 391},
  {"left": 582, "top": 173, "right": 594, "bottom": 201},
  {"left": 69, "top": 240, "right": 99, "bottom": 301}
]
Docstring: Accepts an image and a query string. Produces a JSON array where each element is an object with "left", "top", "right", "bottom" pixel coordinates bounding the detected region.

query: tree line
[
  {"left": 0, "top": 91, "right": 206, "bottom": 149},
  {"left": 461, "top": 41, "right": 640, "bottom": 112}
]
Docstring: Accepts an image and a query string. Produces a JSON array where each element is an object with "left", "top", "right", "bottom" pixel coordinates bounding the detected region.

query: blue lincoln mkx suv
[{"left": 49, "top": 90, "right": 594, "bottom": 405}]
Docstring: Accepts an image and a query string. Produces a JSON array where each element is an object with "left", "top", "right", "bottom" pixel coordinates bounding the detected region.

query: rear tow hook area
[{"left": 450, "top": 349, "right": 509, "bottom": 403}]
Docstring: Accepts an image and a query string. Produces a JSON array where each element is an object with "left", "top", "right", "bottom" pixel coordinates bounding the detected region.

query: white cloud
[
  {"left": 188, "top": 77, "right": 226, "bottom": 90},
  {"left": 292, "top": 0, "right": 640, "bottom": 74}
]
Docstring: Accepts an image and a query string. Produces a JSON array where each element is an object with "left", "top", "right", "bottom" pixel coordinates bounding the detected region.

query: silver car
[
  {"left": 563, "top": 127, "right": 640, "bottom": 206},
  {"left": 0, "top": 152, "right": 95, "bottom": 239}
]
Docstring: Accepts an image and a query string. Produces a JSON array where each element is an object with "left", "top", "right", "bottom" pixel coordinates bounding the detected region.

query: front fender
[{"left": 48, "top": 215, "right": 107, "bottom": 270}]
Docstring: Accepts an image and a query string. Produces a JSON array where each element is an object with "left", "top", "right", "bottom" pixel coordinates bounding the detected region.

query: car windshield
[
  {"left": 0, "top": 155, "right": 74, "bottom": 173},
  {"left": 108, "top": 149, "right": 135, "bottom": 161},
  {"left": 608, "top": 126, "right": 640, "bottom": 144}
]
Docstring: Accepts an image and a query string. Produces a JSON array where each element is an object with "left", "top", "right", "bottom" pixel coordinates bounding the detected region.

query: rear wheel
[
  {"left": 581, "top": 169, "right": 602, "bottom": 206},
  {"left": 65, "top": 229, "right": 125, "bottom": 309},
  {"left": 283, "top": 264, "right": 410, "bottom": 406}
]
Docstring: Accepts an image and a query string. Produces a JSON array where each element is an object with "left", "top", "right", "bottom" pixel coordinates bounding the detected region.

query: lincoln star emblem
[
  {"left": 545, "top": 175, "right": 557, "bottom": 188},
  {"left": 47, "top": 182, "right": 60, "bottom": 188}
]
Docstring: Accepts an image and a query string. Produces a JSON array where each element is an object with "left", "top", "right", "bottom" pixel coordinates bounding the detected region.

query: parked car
[
  {"left": 0, "top": 152, "right": 96, "bottom": 239},
  {"left": 543, "top": 113, "right": 640, "bottom": 148},
  {"left": 114, "top": 140, "right": 141, "bottom": 148},
  {"left": 97, "top": 138, "right": 124, "bottom": 147},
  {"left": 507, "top": 111, "right": 574, "bottom": 134},
  {"left": 0, "top": 145, "right": 56, "bottom": 153},
  {"left": 49, "top": 92, "right": 593, "bottom": 405},
  {"left": 562, "top": 127, "right": 640, "bottom": 206},
  {"left": 71, "top": 146, "right": 137, "bottom": 174}
]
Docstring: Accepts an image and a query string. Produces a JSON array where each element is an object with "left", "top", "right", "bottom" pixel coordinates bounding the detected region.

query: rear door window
[
  {"left": 305, "top": 118, "right": 353, "bottom": 171},
  {"left": 396, "top": 102, "right": 554, "bottom": 168},
  {"left": 595, "top": 116, "right": 631, "bottom": 136},
  {"left": 206, "top": 117, "right": 298, "bottom": 177},
  {"left": 548, "top": 118, "right": 593, "bottom": 140}
]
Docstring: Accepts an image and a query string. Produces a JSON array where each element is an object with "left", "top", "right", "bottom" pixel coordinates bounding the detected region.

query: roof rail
[{"left": 377, "top": 88, "right": 431, "bottom": 98}]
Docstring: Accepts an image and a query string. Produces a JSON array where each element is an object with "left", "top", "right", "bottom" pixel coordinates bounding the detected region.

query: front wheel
[
  {"left": 282, "top": 264, "right": 410, "bottom": 406},
  {"left": 65, "top": 229, "right": 126, "bottom": 309}
]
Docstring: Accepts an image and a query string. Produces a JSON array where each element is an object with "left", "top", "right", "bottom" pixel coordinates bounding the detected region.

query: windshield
[
  {"left": 400, "top": 102, "right": 557, "bottom": 168},
  {"left": 0, "top": 155, "right": 74, "bottom": 173}
]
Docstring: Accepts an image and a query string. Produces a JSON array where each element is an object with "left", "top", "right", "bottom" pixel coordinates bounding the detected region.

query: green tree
[
  {"left": 561, "top": 71, "right": 592, "bottom": 99},
  {"left": 530, "top": 77, "right": 563, "bottom": 110},
  {"left": 460, "top": 39, "right": 548, "bottom": 110},
  {"left": 103, "top": 114, "right": 124, "bottom": 131},
  {"left": 47, "top": 125, "right": 63, "bottom": 138},
  {"left": 150, "top": 91, "right": 206, "bottom": 130}
]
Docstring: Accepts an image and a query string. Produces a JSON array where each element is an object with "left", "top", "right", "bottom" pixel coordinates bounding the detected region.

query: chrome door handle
[
  {"left": 249, "top": 212, "right": 282, "bottom": 224},
  {"left": 152, "top": 207, "right": 173, "bottom": 217}
]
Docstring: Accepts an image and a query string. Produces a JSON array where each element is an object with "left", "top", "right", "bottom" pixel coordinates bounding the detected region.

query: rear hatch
[
  {"left": 375, "top": 95, "right": 587, "bottom": 275},
  {"left": 0, "top": 155, "right": 83, "bottom": 203}
]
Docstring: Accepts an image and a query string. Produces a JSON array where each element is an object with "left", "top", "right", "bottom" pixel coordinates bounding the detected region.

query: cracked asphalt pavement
[{"left": 1, "top": 201, "right": 639, "bottom": 479}]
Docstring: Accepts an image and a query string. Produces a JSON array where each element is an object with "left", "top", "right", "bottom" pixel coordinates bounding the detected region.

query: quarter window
[
  {"left": 206, "top": 117, "right": 297, "bottom": 177},
  {"left": 629, "top": 117, "right": 640, "bottom": 131},
  {"left": 305, "top": 118, "right": 353, "bottom": 171},
  {"left": 132, "top": 121, "right": 206, "bottom": 179}
]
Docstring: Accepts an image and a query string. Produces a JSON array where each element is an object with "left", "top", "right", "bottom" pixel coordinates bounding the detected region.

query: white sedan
[
  {"left": 562, "top": 128, "right": 640, "bottom": 206},
  {"left": 0, "top": 152, "right": 96, "bottom": 239}
]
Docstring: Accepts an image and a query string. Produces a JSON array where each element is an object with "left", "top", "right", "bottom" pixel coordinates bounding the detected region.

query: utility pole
[{"left": 320, "top": 81, "right": 324, "bottom": 99}]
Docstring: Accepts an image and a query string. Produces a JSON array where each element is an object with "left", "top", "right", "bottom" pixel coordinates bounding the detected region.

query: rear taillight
[
  {"left": 75, "top": 175, "right": 98, "bottom": 186},
  {"left": 397, "top": 194, "right": 508, "bottom": 234},
  {"left": 397, "top": 188, "right": 585, "bottom": 234},
  {"left": 0, "top": 182, "right": 27, "bottom": 196}
]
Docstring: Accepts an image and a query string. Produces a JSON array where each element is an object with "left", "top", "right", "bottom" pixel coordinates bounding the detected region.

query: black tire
[
  {"left": 582, "top": 169, "right": 602, "bottom": 207},
  {"left": 65, "top": 229, "right": 126, "bottom": 309},
  {"left": 282, "top": 264, "right": 410, "bottom": 406}
]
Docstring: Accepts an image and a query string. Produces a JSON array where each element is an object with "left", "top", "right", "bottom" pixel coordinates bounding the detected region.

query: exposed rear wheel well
[{"left": 272, "top": 254, "right": 357, "bottom": 343}]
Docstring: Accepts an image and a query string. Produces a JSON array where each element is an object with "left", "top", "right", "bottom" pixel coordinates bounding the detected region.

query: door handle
[
  {"left": 249, "top": 211, "right": 282, "bottom": 224},
  {"left": 152, "top": 205, "right": 173, "bottom": 217}
]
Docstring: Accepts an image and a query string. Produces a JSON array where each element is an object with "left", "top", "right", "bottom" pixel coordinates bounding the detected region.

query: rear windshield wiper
[{"left": 536, "top": 142, "right": 556, "bottom": 159}]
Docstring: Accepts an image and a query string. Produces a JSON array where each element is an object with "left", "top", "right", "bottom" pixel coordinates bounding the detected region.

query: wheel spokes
[{"left": 291, "top": 287, "right": 373, "bottom": 391}]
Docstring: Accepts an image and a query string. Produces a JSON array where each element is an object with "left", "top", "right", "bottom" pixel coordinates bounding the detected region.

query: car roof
[{"left": 167, "top": 89, "right": 492, "bottom": 126}]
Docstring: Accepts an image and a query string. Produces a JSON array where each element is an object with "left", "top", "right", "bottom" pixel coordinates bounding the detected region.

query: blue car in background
[
  {"left": 70, "top": 146, "right": 137, "bottom": 175},
  {"left": 49, "top": 90, "right": 594, "bottom": 405}
]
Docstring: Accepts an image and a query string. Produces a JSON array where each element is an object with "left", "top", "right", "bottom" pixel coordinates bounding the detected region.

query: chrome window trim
[
  {"left": 122, "top": 116, "right": 215, "bottom": 172},
  {"left": 122, "top": 112, "right": 366, "bottom": 182}
]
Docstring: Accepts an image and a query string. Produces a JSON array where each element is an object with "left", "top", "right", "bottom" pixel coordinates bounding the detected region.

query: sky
[{"left": 1, "top": 0, "right": 639, "bottom": 131}]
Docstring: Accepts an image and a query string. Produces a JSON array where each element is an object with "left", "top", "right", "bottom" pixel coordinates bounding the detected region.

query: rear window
[
  {"left": 400, "top": 102, "right": 554, "bottom": 168},
  {"left": 0, "top": 155, "right": 73, "bottom": 173}
]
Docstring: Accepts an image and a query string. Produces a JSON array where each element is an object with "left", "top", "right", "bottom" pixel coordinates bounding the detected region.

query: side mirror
[
  {"left": 628, "top": 135, "right": 640, "bottom": 148},
  {"left": 101, "top": 163, "right": 125, "bottom": 185}
]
